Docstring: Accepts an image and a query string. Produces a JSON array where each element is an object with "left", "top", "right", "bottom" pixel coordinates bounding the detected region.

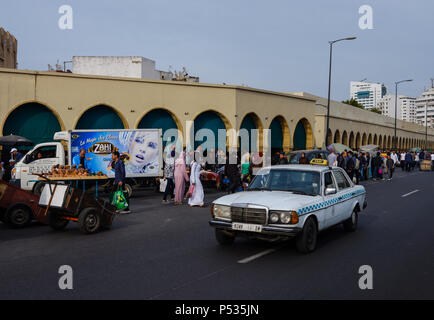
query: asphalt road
[{"left": 0, "top": 169, "right": 433, "bottom": 300}]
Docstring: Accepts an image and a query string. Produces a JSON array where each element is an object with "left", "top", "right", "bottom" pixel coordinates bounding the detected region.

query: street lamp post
[
  {"left": 425, "top": 101, "right": 428, "bottom": 150},
  {"left": 325, "top": 37, "right": 357, "bottom": 148},
  {"left": 394, "top": 79, "right": 413, "bottom": 150}
]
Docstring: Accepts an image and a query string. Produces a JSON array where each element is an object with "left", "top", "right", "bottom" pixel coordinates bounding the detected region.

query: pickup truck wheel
[
  {"left": 48, "top": 212, "right": 69, "bottom": 230},
  {"left": 343, "top": 208, "right": 358, "bottom": 232},
  {"left": 79, "top": 208, "right": 101, "bottom": 234},
  {"left": 6, "top": 205, "right": 32, "bottom": 228},
  {"left": 124, "top": 183, "right": 133, "bottom": 198},
  {"left": 296, "top": 217, "right": 318, "bottom": 253},
  {"left": 32, "top": 182, "right": 45, "bottom": 196},
  {"left": 215, "top": 229, "right": 235, "bottom": 245}
]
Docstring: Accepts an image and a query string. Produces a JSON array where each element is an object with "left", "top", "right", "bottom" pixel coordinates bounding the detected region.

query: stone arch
[
  {"left": 194, "top": 109, "right": 232, "bottom": 150},
  {"left": 137, "top": 108, "right": 182, "bottom": 146},
  {"left": 269, "top": 115, "right": 290, "bottom": 153},
  {"left": 75, "top": 104, "right": 127, "bottom": 129},
  {"left": 349, "top": 132, "right": 355, "bottom": 150},
  {"left": 334, "top": 130, "right": 341, "bottom": 144},
  {"left": 2, "top": 101, "right": 64, "bottom": 146},
  {"left": 239, "top": 112, "right": 264, "bottom": 152},
  {"left": 292, "top": 118, "right": 313, "bottom": 150},
  {"left": 327, "top": 129, "right": 333, "bottom": 146},
  {"left": 342, "top": 131, "right": 348, "bottom": 146},
  {"left": 356, "top": 132, "right": 361, "bottom": 150},
  {"left": 362, "top": 133, "right": 367, "bottom": 146}
]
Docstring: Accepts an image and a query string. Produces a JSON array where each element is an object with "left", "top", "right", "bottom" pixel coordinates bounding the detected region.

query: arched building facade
[{"left": 1, "top": 69, "right": 433, "bottom": 157}]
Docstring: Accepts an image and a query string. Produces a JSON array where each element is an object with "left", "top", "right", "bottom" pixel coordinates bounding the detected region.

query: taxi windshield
[{"left": 248, "top": 169, "right": 320, "bottom": 196}]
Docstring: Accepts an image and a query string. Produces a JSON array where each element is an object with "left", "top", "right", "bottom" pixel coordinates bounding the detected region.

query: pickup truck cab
[{"left": 209, "top": 164, "right": 367, "bottom": 253}]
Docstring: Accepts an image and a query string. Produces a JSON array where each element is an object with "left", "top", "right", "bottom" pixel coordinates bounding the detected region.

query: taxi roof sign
[{"left": 310, "top": 158, "right": 328, "bottom": 166}]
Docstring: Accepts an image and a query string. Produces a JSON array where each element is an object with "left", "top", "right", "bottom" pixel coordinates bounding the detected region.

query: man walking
[
  {"left": 346, "top": 151, "right": 355, "bottom": 182},
  {"left": 112, "top": 151, "right": 130, "bottom": 214},
  {"left": 386, "top": 153, "right": 395, "bottom": 181},
  {"left": 328, "top": 150, "right": 337, "bottom": 167}
]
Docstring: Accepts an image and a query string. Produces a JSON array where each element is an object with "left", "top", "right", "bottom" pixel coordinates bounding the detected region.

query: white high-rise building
[
  {"left": 415, "top": 84, "right": 434, "bottom": 129},
  {"left": 377, "top": 94, "right": 403, "bottom": 119},
  {"left": 350, "top": 81, "right": 387, "bottom": 110},
  {"left": 400, "top": 96, "right": 417, "bottom": 124}
]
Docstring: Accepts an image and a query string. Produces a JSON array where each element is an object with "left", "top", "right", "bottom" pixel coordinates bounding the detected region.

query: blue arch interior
[
  {"left": 293, "top": 120, "right": 306, "bottom": 150},
  {"left": 3, "top": 103, "right": 61, "bottom": 146},
  {"left": 76, "top": 105, "right": 124, "bottom": 129},
  {"left": 138, "top": 109, "right": 177, "bottom": 146},
  {"left": 239, "top": 114, "right": 258, "bottom": 152},
  {"left": 194, "top": 111, "right": 226, "bottom": 150},
  {"left": 269, "top": 117, "right": 283, "bottom": 150}
]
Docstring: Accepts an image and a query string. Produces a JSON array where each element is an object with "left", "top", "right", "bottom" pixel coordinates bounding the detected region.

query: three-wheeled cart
[
  {"left": 0, "top": 179, "right": 46, "bottom": 228},
  {"left": 37, "top": 175, "right": 117, "bottom": 234}
]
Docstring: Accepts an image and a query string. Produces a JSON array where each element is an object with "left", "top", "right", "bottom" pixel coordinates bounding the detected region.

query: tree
[
  {"left": 370, "top": 108, "right": 382, "bottom": 114},
  {"left": 342, "top": 98, "right": 365, "bottom": 109}
]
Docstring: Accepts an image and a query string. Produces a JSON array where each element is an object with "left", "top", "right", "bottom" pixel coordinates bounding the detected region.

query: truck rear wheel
[
  {"left": 48, "top": 212, "right": 69, "bottom": 230},
  {"left": 6, "top": 205, "right": 33, "bottom": 228},
  {"left": 215, "top": 229, "right": 235, "bottom": 245},
  {"left": 32, "top": 182, "right": 45, "bottom": 196},
  {"left": 79, "top": 208, "right": 101, "bottom": 234},
  {"left": 124, "top": 183, "right": 133, "bottom": 198}
]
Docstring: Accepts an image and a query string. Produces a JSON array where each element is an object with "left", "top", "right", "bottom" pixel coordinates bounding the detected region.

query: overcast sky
[{"left": 1, "top": 0, "right": 433, "bottom": 101}]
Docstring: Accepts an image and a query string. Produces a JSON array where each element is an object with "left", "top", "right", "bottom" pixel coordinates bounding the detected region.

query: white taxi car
[{"left": 209, "top": 164, "right": 367, "bottom": 253}]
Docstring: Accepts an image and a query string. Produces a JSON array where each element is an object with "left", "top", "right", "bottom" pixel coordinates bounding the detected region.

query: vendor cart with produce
[{"left": 37, "top": 167, "right": 117, "bottom": 234}]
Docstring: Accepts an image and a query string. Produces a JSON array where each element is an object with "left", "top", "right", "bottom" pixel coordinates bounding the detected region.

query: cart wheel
[
  {"left": 79, "top": 208, "right": 101, "bottom": 234},
  {"left": 32, "top": 182, "right": 45, "bottom": 196},
  {"left": 6, "top": 205, "right": 33, "bottom": 228},
  {"left": 48, "top": 212, "right": 69, "bottom": 231}
]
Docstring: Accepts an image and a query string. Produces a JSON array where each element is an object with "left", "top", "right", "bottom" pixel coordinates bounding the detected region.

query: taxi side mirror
[{"left": 325, "top": 187, "right": 337, "bottom": 195}]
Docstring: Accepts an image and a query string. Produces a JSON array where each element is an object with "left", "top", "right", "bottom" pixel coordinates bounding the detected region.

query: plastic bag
[
  {"left": 159, "top": 178, "right": 167, "bottom": 193},
  {"left": 111, "top": 188, "right": 128, "bottom": 210},
  {"left": 185, "top": 184, "right": 195, "bottom": 199}
]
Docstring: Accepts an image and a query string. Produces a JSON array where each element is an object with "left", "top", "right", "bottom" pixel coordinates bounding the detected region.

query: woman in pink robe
[{"left": 174, "top": 152, "right": 189, "bottom": 204}]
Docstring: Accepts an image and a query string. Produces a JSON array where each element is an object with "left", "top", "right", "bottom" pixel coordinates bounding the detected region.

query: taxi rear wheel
[
  {"left": 296, "top": 217, "right": 317, "bottom": 253},
  {"left": 343, "top": 208, "right": 358, "bottom": 232},
  {"left": 215, "top": 229, "right": 235, "bottom": 245}
]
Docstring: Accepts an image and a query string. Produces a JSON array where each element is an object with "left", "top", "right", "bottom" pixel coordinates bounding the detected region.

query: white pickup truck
[{"left": 11, "top": 129, "right": 163, "bottom": 196}]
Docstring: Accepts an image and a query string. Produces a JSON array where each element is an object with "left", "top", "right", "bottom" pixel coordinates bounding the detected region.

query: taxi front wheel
[
  {"left": 215, "top": 229, "right": 235, "bottom": 245},
  {"left": 296, "top": 217, "right": 318, "bottom": 254}
]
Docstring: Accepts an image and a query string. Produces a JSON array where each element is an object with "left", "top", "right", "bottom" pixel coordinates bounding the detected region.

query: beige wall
[
  {"left": 295, "top": 92, "right": 434, "bottom": 150},
  {"left": 0, "top": 68, "right": 317, "bottom": 151},
  {"left": 1, "top": 68, "right": 433, "bottom": 152}
]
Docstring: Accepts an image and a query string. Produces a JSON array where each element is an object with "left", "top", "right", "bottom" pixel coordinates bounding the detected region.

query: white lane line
[
  {"left": 238, "top": 247, "right": 280, "bottom": 264},
  {"left": 401, "top": 189, "right": 420, "bottom": 198}
]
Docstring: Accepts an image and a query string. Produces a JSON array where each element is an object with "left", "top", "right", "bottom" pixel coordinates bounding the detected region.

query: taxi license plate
[{"left": 232, "top": 223, "right": 262, "bottom": 233}]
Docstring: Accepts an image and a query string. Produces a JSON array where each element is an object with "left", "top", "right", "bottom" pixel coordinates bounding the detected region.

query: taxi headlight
[
  {"left": 270, "top": 213, "right": 279, "bottom": 223},
  {"left": 269, "top": 211, "right": 299, "bottom": 224},
  {"left": 280, "top": 212, "right": 292, "bottom": 224},
  {"left": 213, "top": 204, "right": 231, "bottom": 220}
]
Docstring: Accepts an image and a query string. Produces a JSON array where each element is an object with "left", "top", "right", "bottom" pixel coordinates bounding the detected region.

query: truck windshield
[{"left": 248, "top": 169, "right": 320, "bottom": 196}]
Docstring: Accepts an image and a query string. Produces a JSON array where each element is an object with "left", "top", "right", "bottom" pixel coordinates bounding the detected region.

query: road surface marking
[
  {"left": 401, "top": 189, "right": 420, "bottom": 198},
  {"left": 238, "top": 248, "right": 280, "bottom": 264}
]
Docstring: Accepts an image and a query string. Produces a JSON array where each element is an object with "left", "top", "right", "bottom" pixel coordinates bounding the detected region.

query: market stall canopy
[
  {"left": 0, "top": 134, "right": 34, "bottom": 146},
  {"left": 360, "top": 144, "right": 379, "bottom": 153},
  {"left": 327, "top": 143, "right": 353, "bottom": 154}
]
